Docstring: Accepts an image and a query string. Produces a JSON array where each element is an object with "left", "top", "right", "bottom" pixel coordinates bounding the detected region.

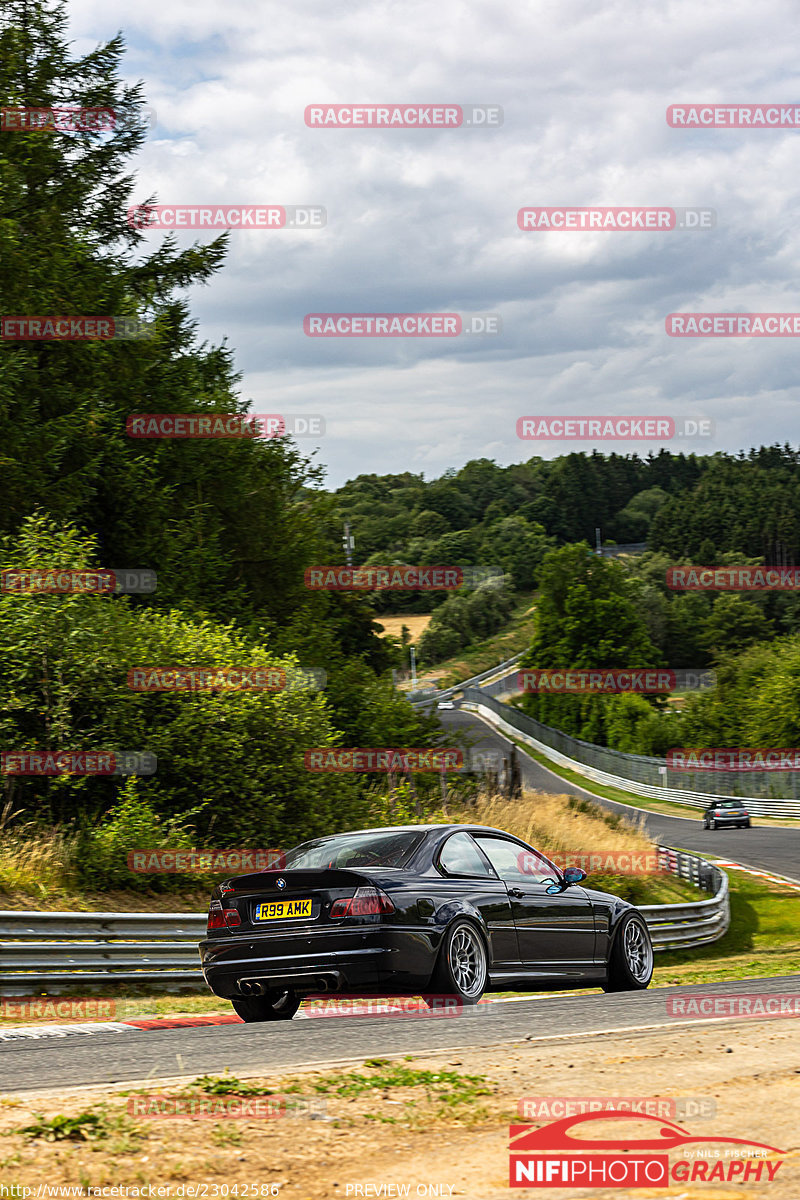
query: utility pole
[
  {"left": 595, "top": 527, "right": 602, "bottom": 556},
  {"left": 342, "top": 522, "right": 354, "bottom": 566},
  {"left": 409, "top": 645, "right": 417, "bottom": 690}
]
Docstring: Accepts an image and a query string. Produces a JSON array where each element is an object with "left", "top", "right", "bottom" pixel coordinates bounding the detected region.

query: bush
[
  {"left": 75, "top": 778, "right": 207, "bottom": 891},
  {"left": 417, "top": 578, "right": 514, "bottom": 666},
  {"left": 0, "top": 517, "right": 366, "bottom": 845}
]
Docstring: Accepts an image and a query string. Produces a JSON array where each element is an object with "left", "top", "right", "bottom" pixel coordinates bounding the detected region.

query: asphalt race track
[
  {"left": 3, "top": 977, "right": 799, "bottom": 1094},
  {"left": 2, "top": 704, "right": 797, "bottom": 1097},
  {"left": 440, "top": 708, "right": 800, "bottom": 880}
]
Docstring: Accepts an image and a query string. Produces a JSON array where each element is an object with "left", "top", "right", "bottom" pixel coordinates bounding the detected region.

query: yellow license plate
[{"left": 254, "top": 898, "right": 313, "bottom": 921}]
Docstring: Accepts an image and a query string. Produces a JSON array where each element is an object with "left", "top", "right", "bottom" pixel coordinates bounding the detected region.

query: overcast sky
[{"left": 68, "top": 0, "right": 800, "bottom": 488}]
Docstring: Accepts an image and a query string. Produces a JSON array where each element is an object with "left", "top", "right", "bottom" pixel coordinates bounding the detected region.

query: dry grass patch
[
  {"left": 374, "top": 613, "right": 433, "bottom": 641},
  {"left": 436, "top": 789, "right": 698, "bottom": 903}
]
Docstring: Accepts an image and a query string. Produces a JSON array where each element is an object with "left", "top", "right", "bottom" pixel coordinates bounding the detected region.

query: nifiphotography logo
[{"left": 508, "top": 1111, "right": 785, "bottom": 1187}]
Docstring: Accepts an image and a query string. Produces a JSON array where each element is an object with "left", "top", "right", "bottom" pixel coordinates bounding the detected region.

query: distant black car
[
  {"left": 703, "top": 800, "right": 751, "bottom": 829},
  {"left": 200, "top": 824, "right": 654, "bottom": 1022}
]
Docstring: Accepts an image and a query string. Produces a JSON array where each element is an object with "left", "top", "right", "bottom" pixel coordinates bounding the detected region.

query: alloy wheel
[
  {"left": 623, "top": 918, "right": 653, "bottom": 984},
  {"left": 448, "top": 925, "right": 486, "bottom": 998}
]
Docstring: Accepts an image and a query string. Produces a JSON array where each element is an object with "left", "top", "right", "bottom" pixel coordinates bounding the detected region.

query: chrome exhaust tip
[{"left": 237, "top": 978, "right": 266, "bottom": 996}]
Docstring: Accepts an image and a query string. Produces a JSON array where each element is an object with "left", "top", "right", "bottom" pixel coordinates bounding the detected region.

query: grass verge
[
  {"left": 406, "top": 596, "right": 537, "bottom": 690},
  {"left": 653, "top": 867, "right": 800, "bottom": 985},
  {"left": 1, "top": 868, "right": 796, "bottom": 1024},
  {"left": 494, "top": 726, "right": 800, "bottom": 827}
]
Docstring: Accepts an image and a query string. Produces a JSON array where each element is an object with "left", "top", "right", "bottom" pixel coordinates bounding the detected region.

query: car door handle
[{"left": 508, "top": 887, "right": 525, "bottom": 898}]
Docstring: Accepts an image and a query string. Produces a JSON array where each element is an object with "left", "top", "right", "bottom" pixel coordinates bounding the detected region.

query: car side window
[
  {"left": 437, "top": 832, "right": 496, "bottom": 878},
  {"left": 474, "top": 836, "right": 557, "bottom": 885}
]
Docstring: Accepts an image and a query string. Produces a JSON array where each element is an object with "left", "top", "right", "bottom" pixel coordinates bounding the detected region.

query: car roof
[{"left": 306, "top": 823, "right": 516, "bottom": 838}]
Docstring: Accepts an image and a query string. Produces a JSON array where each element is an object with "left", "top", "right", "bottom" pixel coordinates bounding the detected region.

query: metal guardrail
[
  {"left": 641, "top": 847, "right": 729, "bottom": 950},
  {"left": 462, "top": 689, "right": 800, "bottom": 816},
  {"left": 408, "top": 652, "right": 524, "bottom": 706},
  {"left": 0, "top": 847, "right": 728, "bottom": 993},
  {"left": 601, "top": 542, "right": 648, "bottom": 557},
  {"left": 0, "top": 911, "right": 206, "bottom": 994}
]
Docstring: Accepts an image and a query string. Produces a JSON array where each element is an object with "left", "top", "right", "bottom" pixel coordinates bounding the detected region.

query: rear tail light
[
  {"left": 207, "top": 900, "right": 241, "bottom": 931},
  {"left": 330, "top": 886, "right": 395, "bottom": 918}
]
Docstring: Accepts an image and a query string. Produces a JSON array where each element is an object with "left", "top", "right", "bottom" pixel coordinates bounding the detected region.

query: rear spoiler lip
[{"left": 219, "top": 867, "right": 390, "bottom": 892}]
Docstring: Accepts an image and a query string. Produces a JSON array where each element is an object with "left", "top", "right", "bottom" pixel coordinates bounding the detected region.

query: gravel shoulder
[{"left": 3, "top": 1018, "right": 798, "bottom": 1199}]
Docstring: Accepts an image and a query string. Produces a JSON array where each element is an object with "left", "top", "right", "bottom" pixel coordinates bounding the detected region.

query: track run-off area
[
  {"left": 2, "top": 705, "right": 797, "bottom": 1096},
  {"left": 2, "top": 977, "right": 800, "bottom": 1095}
]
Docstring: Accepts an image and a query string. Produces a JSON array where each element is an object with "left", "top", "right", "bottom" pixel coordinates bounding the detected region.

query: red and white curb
[
  {"left": 0, "top": 997, "right": 529, "bottom": 1041},
  {"left": 0, "top": 1013, "right": 243, "bottom": 1041},
  {"left": 710, "top": 860, "right": 800, "bottom": 891}
]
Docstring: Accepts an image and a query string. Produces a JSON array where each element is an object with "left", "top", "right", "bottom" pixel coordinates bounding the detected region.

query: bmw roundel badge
[{"left": 276, "top": 877, "right": 286, "bottom": 889}]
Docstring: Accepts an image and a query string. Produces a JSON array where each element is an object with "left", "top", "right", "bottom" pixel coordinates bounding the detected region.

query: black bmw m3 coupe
[{"left": 200, "top": 823, "right": 654, "bottom": 1022}]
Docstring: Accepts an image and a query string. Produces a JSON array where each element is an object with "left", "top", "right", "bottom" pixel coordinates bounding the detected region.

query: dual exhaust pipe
[{"left": 237, "top": 972, "right": 339, "bottom": 996}]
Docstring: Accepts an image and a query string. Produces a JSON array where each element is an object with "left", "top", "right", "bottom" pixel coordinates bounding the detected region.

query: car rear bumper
[
  {"left": 709, "top": 815, "right": 749, "bottom": 825},
  {"left": 199, "top": 924, "right": 439, "bottom": 999}
]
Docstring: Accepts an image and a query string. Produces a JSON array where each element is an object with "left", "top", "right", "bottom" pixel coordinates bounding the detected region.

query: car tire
[
  {"left": 744, "top": 820, "right": 751, "bottom": 828},
  {"left": 703, "top": 818, "right": 709, "bottom": 829},
  {"left": 710, "top": 819, "right": 717, "bottom": 829},
  {"left": 428, "top": 919, "right": 488, "bottom": 1004},
  {"left": 231, "top": 990, "right": 301, "bottom": 1022},
  {"left": 602, "top": 912, "right": 654, "bottom": 993}
]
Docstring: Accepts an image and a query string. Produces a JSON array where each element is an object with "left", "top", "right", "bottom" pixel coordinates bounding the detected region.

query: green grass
[
  {"left": 419, "top": 597, "right": 537, "bottom": 689},
  {"left": 180, "top": 1073, "right": 274, "bottom": 1097},
  {"left": 295, "top": 1057, "right": 495, "bottom": 1127},
  {"left": 653, "top": 868, "right": 800, "bottom": 985},
  {"left": 305, "top": 1058, "right": 492, "bottom": 1101},
  {"left": 12, "top": 1108, "right": 143, "bottom": 1151},
  {"left": 498, "top": 729, "right": 800, "bottom": 828}
]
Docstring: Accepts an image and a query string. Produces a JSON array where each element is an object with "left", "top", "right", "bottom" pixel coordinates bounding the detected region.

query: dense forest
[
  {"left": 333, "top": 447, "right": 800, "bottom": 590},
  {"left": 3, "top": 3, "right": 799, "bottom": 878},
  {"left": 333, "top": 447, "right": 800, "bottom": 669},
  {"left": 515, "top": 543, "right": 800, "bottom": 755},
  {"left": 0, "top": 2, "right": 439, "bottom": 867}
]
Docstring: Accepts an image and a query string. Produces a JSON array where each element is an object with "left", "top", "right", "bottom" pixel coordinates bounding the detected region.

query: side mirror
[{"left": 545, "top": 867, "right": 587, "bottom": 894}]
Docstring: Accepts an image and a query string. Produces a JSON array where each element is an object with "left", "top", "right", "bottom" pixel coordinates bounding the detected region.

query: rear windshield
[
  {"left": 716, "top": 800, "right": 744, "bottom": 808},
  {"left": 283, "top": 829, "right": 427, "bottom": 870}
]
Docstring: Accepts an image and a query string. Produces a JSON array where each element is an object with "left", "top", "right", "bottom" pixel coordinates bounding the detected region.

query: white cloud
[{"left": 68, "top": 0, "right": 800, "bottom": 484}]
